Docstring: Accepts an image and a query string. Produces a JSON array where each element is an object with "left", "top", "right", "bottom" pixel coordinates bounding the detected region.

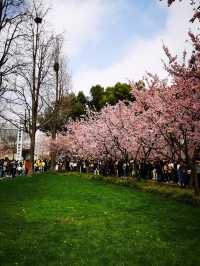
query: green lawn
[{"left": 0, "top": 173, "right": 200, "bottom": 266}]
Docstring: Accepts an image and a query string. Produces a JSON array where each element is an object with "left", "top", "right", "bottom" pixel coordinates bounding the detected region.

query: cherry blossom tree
[
  {"left": 161, "top": 34, "right": 200, "bottom": 197},
  {"left": 54, "top": 70, "right": 199, "bottom": 197},
  {"left": 162, "top": 0, "right": 200, "bottom": 23},
  {"left": 51, "top": 2, "right": 200, "bottom": 199}
]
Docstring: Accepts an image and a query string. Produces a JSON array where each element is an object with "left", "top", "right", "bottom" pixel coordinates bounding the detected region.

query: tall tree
[
  {"left": 0, "top": 0, "right": 25, "bottom": 112},
  {"left": 9, "top": 0, "right": 55, "bottom": 171},
  {"left": 43, "top": 36, "right": 71, "bottom": 170}
]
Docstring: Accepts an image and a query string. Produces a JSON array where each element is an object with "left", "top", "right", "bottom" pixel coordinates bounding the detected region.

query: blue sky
[
  {"left": 71, "top": 0, "right": 168, "bottom": 72},
  {"left": 48, "top": 0, "right": 194, "bottom": 94}
]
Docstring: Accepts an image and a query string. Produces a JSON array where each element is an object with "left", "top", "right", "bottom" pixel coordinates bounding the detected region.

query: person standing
[
  {"left": 3, "top": 159, "right": 8, "bottom": 177},
  {"left": 17, "top": 162, "right": 23, "bottom": 176},
  {"left": 24, "top": 160, "right": 31, "bottom": 175},
  {"left": 0, "top": 160, "right": 3, "bottom": 178},
  {"left": 11, "top": 160, "right": 17, "bottom": 178}
]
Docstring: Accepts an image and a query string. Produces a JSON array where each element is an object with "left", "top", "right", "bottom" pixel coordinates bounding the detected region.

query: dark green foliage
[
  {"left": 90, "top": 85, "right": 105, "bottom": 111},
  {"left": 77, "top": 91, "right": 87, "bottom": 105},
  {"left": 70, "top": 92, "right": 88, "bottom": 120},
  {"left": 105, "top": 82, "right": 135, "bottom": 105},
  {"left": 39, "top": 82, "right": 137, "bottom": 128},
  {"left": 0, "top": 172, "right": 200, "bottom": 266},
  {"left": 90, "top": 82, "right": 135, "bottom": 111}
]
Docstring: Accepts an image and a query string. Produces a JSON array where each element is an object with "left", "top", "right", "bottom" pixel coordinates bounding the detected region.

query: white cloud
[
  {"left": 72, "top": 1, "right": 196, "bottom": 95},
  {"left": 45, "top": 0, "right": 197, "bottom": 95},
  {"left": 47, "top": 0, "right": 121, "bottom": 57}
]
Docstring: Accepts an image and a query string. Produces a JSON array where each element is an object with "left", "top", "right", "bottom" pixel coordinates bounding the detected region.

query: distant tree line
[{"left": 39, "top": 80, "right": 145, "bottom": 135}]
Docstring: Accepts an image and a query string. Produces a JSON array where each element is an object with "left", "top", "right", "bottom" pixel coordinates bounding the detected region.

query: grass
[
  {"left": 0, "top": 172, "right": 200, "bottom": 266},
  {"left": 81, "top": 172, "right": 195, "bottom": 204}
]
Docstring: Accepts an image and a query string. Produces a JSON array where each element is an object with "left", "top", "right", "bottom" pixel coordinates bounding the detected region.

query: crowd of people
[
  {"left": 56, "top": 157, "right": 200, "bottom": 189},
  {"left": 1, "top": 156, "right": 199, "bottom": 189},
  {"left": 0, "top": 158, "right": 50, "bottom": 178}
]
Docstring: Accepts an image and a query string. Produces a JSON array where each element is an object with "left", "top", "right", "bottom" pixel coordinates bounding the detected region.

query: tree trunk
[
  {"left": 50, "top": 66, "right": 59, "bottom": 171},
  {"left": 30, "top": 124, "right": 36, "bottom": 174},
  {"left": 50, "top": 127, "right": 56, "bottom": 171},
  {"left": 190, "top": 163, "right": 200, "bottom": 204},
  {"left": 192, "top": 167, "right": 200, "bottom": 196},
  {"left": 190, "top": 150, "right": 200, "bottom": 203}
]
